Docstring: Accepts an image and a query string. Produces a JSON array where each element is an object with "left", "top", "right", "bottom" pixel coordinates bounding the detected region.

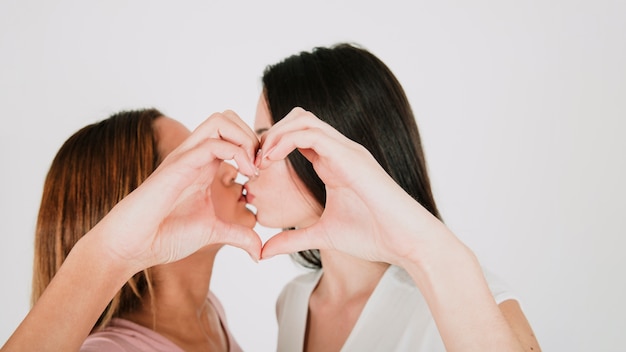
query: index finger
[
  {"left": 180, "top": 112, "right": 260, "bottom": 169},
  {"left": 260, "top": 107, "right": 344, "bottom": 158},
  {"left": 221, "top": 109, "right": 260, "bottom": 151}
]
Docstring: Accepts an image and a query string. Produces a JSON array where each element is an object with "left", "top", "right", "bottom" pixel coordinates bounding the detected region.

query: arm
[
  {"left": 2, "top": 231, "right": 134, "bottom": 351},
  {"left": 259, "top": 108, "right": 540, "bottom": 351},
  {"left": 2, "top": 112, "right": 262, "bottom": 351},
  {"left": 399, "top": 228, "right": 538, "bottom": 351},
  {"left": 499, "top": 300, "right": 541, "bottom": 351}
]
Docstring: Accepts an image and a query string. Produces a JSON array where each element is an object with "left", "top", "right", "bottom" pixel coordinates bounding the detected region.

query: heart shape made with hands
[{"left": 103, "top": 109, "right": 404, "bottom": 269}]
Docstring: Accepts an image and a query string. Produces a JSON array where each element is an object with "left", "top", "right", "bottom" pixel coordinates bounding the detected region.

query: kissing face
[
  {"left": 245, "top": 94, "right": 323, "bottom": 230},
  {"left": 212, "top": 162, "right": 256, "bottom": 228}
]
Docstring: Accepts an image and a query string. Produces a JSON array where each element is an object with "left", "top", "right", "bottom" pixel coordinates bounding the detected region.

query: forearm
[
  {"left": 2, "top": 230, "right": 135, "bottom": 352},
  {"left": 399, "top": 227, "right": 524, "bottom": 352}
]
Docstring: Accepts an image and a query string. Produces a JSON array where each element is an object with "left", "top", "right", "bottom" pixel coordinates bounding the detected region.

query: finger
[
  {"left": 259, "top": 108, "right": 354, "bottom": 163},
  {"left": 260, "top": 127, "right": 348, "bottom": 170},
  {"left": 182, "top": 138, "right": 258, "bottom": 181},
  {"left": 259, "top": 128, "right": 366, "bottom": 190},
  {"left": 259, "top": 108, "right": 342, "bottom": 155},
  {"left": 210, "top": 112, "right": 260, "bottom": 163},
  {"left": 221, "top": 109, "right": 260, "bottom": 152},
  {"left": 180, "top": 112, "right": 260, "bottom": 164},
  {"left": 213, "top": 222, "right": 263, "bottom": 262},
  {"left": 260, "top": 227, "right": 326, "bottom": 259},
  {"left": 267, "top": 128, "right": 331, "bottom": 160}
]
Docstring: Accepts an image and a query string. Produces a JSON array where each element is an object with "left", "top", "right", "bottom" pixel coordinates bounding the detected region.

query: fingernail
[{"left": 263, "top": 146, "right": 276, "bottom": 161}]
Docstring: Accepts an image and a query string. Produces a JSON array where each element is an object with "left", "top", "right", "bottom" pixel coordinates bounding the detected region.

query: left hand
[{"left": 258, "top": 108, "right": 450, "bottom": 266}]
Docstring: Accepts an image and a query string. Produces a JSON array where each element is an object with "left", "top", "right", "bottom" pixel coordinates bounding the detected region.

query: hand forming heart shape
[{"left": 255, "top": 107, "right": 448, "bottom": 267}]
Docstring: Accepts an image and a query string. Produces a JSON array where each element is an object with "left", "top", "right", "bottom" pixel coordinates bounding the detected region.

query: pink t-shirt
[{"left": 81, "top": 292, "right": 242, "bottom": 352}]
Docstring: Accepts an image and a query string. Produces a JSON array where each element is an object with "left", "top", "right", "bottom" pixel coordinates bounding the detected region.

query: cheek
[
  {"left": 211, "top": 187, "right": 230, "bottom": 218},
  {"left": 211, "top": 181, "right": 238, "bottom": 215},
  {"left": 254, "top": 163, "right": 322, "bottom": 228},
  {"left": 257, "top": 163, "right": 297, "bottom": 206}
]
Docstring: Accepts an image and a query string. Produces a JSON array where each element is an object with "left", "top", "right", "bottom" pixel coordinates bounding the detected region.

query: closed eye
[{"left": 255, "top": 127, "right": 269, "bottom": 137}]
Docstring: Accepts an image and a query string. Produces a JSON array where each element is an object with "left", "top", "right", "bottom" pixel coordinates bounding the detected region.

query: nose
[{"left": 219, "top": 162, "right": 248, "bottom": 185}]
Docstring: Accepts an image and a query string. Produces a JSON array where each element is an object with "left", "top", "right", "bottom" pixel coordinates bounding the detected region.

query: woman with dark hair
[
  {"left": 4, "top": 109, "right": 261, "bottom": 351},
  {"left": 248, "top": 43, "right": 541, "bottom": 351}
]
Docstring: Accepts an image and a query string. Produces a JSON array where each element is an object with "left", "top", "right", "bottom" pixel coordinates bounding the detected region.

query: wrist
[
  {"left": 74, "top": 226, "right": 142, "bottom": 286},
  {"left": 397, "top": 225, "right": 480, "bottom": 283}
]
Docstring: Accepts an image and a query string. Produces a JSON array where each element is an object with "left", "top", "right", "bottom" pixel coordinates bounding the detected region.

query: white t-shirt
[{"left": 276, "top": 265, "right": 517, "bottom": 351}]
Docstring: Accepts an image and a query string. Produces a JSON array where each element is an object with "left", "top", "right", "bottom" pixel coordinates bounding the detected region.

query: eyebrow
[{"left": 255, "top": 127, "right": 269, "bottom": 135}]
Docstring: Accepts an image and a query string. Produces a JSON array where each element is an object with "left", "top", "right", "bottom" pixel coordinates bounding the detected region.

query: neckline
[
  {"left": 107, "top": 318, "right": 184, "bottom": 350},
  {"left": 107, "top": 292, "right": 232, "bottom": 351},
  {"left": 300, "top": 265, "right": 399, "bottom": 351}
]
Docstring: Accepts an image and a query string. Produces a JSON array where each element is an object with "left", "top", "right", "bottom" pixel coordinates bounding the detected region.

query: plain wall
[{"left": 1, "top": 0, "right": 625, "bottom": 351}]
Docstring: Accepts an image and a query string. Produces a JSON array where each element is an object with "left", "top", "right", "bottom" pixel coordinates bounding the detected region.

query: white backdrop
[{"left": 1, "top": 1, "right": 625, "bottom": 351}]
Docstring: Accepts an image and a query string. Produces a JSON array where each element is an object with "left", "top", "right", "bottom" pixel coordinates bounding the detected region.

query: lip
[{"left": 243, "top": 185, "right": 255, "bottom": 203}]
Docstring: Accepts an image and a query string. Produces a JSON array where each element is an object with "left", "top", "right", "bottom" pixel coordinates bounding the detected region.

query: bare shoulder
[{"left": 498, "top": 300, "right": 542, "bottom": 352}]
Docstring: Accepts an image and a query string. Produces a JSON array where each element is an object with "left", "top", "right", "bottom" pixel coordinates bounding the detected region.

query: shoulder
[
  {"left": 481, "top": 267, "right": 519, "bottom": 304},
  {"left": 81, "top": 336, "right": 126, "bottom": 352},
  {"left": 206, "top": 291, "right": 244, "bottom": 352},
  {"left": 278, "top": 270, "right": 321, "bottom": 300},
  {"left": 81, "top": 319, "right": 183, "bottom": 352},
  {"left": 276, "top": 270, "right": 321, "bottom": 315},
  {"left": 367, "top": 265, "right": 425, "bottom": 314}
]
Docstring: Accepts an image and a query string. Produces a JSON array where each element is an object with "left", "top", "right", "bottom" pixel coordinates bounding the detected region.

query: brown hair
[{"left": 32, "top": 108, "right": 163, "bottom": 330}]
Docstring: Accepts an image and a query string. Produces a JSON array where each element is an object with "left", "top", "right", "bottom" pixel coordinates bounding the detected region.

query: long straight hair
[
  {"left": 262, "top": 43, "right": 441, "bottom": 269},
  {"left": 32, "top": 109, "right": 162, "bottom": 330}
]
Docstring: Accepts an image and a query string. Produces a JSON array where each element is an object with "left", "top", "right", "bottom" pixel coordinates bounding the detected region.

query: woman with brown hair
[{"left": 4, "top": 108, "right": 261, "bottom": 351}]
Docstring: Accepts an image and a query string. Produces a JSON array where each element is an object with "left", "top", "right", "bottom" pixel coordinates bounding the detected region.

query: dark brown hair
[
  {"left": 32, "top": 108, "right": 163, "bottom": 330},
  {"left": 262, "top": 43, "right": 441, "bottom": 269}
]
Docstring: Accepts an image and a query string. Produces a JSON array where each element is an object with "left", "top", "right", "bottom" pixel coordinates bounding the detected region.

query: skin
[{"left": 248, "top": 96, "right": 542, "bottom": 352}]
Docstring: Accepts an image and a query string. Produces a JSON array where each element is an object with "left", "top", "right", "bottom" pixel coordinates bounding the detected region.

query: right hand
[{"left": 91, "top": 111, "right": 262, "bottom": 271}]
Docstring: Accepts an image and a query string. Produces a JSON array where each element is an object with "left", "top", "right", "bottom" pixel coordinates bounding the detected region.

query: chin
[
  {"left": 242, "top": 217, "right": 257, "bottom": 229},
  {"left": 235, "top": 210, "right": 257, "bottom": 229},
  {"left": 256, "top": 212, "right": 288, "bottom": 229}
]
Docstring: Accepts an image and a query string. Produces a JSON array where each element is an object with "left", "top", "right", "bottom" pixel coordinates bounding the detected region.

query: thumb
[
  {"left": 261, "top": 227, "right": 324, "bottom": 260},
  {"left": 216, "top": 223, "right": 263, "bottom": 262}
]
